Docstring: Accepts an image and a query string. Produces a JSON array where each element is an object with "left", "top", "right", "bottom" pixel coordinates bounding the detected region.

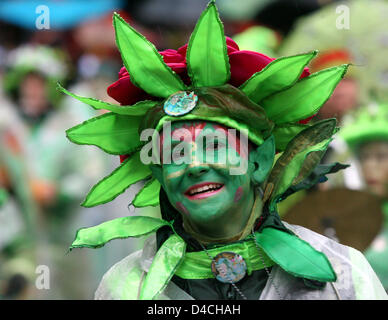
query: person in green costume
[
  {"left": 0, "top": 44, "right": 114, "bottom": 299},
  {"left": 61, "top": 1, "right": 387, "bottom": 299},
  {"left": 341, "top": 102, "right": 388, "bottom": 292}
]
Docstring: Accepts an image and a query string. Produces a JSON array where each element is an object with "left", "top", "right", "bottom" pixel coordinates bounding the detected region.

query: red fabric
[
  {"left": 298, "top": 115, "right": 315, "bottom": 124},
  {"left": 108, "top": 37, "right": 310, "bottom": 106},
  {"left": 108, "top": 37, "right": 310, "bottom": 105},
  {"left": 109, "top": 37, "right": 313, "bottom": 162},
  {"left": 228, "top": 50, "right": 274, "bottom": 87},
  {"left": 119, "top": 155, "right": 130, "bottom": 163}
]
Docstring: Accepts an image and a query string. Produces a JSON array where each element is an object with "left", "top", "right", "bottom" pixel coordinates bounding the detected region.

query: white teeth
[{"left": 188, "top": 184, "right": 223, "bottom": 195}]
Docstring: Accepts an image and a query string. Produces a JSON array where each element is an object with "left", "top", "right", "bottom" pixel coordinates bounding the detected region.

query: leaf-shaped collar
[{"left": 70, "top": 214, "right": 336, "bottom": 299}]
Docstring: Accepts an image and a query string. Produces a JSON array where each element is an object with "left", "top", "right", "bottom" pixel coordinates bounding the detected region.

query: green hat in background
[
  {"left": 233, "top": 25, "right": 280, "bottom": 58},
  {"left": 3, "top": 45, "right": 69, "bottom": 105},
  {"left": 341, "top": 102, "right": 388, "bottom": 151}
]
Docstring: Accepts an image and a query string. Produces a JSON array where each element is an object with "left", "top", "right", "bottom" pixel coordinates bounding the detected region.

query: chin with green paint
[{"left": 150, "top": 121, "right": 275, "bottom": 241}]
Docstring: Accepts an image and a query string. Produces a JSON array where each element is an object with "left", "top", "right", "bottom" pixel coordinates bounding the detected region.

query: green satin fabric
[
  {"left": 154, "top": 113, "right": 264, "bottom": 148},
  {"left": 175, "top": 238, "right": 274, "bottom": 280},
  {"left": 81, "top": 151, "right": 152, "bottom": 207},
  {"left": 272, "top": 124, "right": 308, "bottom": 152},
  {"left": 66, "top": 112, "right": 144, "bottom": 155},
  {"left": 140, "top": 234, "right": 186, "bottom": 299},
  {"left": 57, "top": 83, "right": 159, "bottom": 116},
  {"left": 70, "top": 216, "right": 170, "bottom": 250},
  {"left": 256, "top": 227, "right": 336, "bottom": 282},
  {"left": 266, "top": 119, "right": 337, "bottom": 206},
  {"left": 142, "top": 85, "right": 274, "bottom": 150},
  {"left": 113, "top": 13, "right": 186, "bottom": 98},
  {"left": 187, "top": 1, "right": 230, "bottom": 87},
  {"left": 70, "top": 214, "right": 337, "bottom": 298},
  {"left": 132, "top": 178, "right": 161, "bottom": 207},
  {"left": 274, "top": 138, "right": 331, "bottom": 200},
  {"left": 240, "top": 51, "right": 317, "bottom": 103},
  {"left": 262, "top": 65, "right": 348, "bottom": 124}
]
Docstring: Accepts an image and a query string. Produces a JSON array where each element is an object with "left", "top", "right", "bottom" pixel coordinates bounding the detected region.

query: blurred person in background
[
  {"left": 0, "top": 44, "right": 112, "bottom": 299},
  {"left": 340, "top": 102, "right": 388, "bottom": 292},
  {"left": 0, "top": 0, "right": 160, "bottom": 300},
  {"left": 276, "top": 0, "right": 388, "bottom": 210},
  {"left": 62, "top": 11, "right": 157, "bottom": 296},
  {"left": 308, "top": 49, "right": 359, "bottom": 125},
  {"left": 305, "top": 49, "right": 362, "bottom": 191},
  {"left": 0, "top": 7, "right": 162, "bottom": 299},
  {"left": 251, "top": 0, "right": 388, "bottom": 292},
  {"left": 279, "top": 0, "right": 388, "bottom": 163}
]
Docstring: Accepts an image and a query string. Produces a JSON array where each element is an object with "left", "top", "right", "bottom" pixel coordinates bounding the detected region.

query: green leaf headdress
[
  {"left": 63, "top": 1, "right": 350, "bottom": 297},
  {"left": 340, "top": 102, "right": 388, "bottom": 151},
  {"left": 4, "top": 45, "right": 68, "bottom": 105},
  {"left": 60, "top": 1, "right": 348, "bottom": 209}
]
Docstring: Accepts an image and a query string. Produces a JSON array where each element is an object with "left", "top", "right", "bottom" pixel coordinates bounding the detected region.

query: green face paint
[{"left": 153, "top": 120, "right": 261, "bottom": 240}]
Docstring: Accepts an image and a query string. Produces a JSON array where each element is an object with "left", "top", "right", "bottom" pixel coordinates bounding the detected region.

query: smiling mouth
[{"left": 185, "top": 182, "right": 224, "bottom": 200}]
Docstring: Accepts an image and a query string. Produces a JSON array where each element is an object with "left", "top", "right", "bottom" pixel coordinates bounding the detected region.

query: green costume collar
[
  {"left": 70, "top": 214, "right": 336, "bottom": 300},
  {"left": 175, "top": 237, "right": 274, "bottom": 280}
]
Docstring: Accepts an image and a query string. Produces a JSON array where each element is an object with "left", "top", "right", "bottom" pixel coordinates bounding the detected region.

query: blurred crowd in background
[{"left": 1, "top": 0, "right": 388, "bottom": 299}]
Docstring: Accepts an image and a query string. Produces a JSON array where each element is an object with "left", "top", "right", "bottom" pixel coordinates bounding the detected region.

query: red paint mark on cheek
[
  {"left": 234, "top": 186, "right": 244, "bottom": 203},
  {"left": 176, "top": 201, "right": 190, "bottom": 216}
]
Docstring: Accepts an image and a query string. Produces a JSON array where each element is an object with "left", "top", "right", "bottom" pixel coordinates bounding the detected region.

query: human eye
[
  {"left": 206, "top": 140, "right": 225, "bottom": 151},
  {"left": 172, "top": 148, "right": 186, "bottom": 159}
]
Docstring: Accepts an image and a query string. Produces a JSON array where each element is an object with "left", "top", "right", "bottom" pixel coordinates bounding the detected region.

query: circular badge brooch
[
  {"left": 211, "top": 252, "right": 247, "bottom": 284},
  {"left": 163, "top": 91, "right": 198, "bottom": 116}
]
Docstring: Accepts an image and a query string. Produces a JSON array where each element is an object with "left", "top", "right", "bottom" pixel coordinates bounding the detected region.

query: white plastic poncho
[{"left": 95, "top": 223, "right": 388, "bottom": 300}]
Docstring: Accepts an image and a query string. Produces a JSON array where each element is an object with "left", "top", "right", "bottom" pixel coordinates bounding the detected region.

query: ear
[
  {"left": 149, "top": 165, "right": 165, "bottom": 189},
  {"left": 249, "top": 135, "right": 275, "bottom": 185}
]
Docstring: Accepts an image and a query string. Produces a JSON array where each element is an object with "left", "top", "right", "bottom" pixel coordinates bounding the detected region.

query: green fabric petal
[
  {"left": 82, "top": 152, "right": 151, "bottom": 207},
  {"left": 186, "top": 0, "right": 230, "bottom": 87},
  {"left": 70, "top": 216, "right": 170, "bottom": 250},
  {"left": 266, "top": 119, "right": 337, "bottom": 205},
  {"left": 132, "top": 179, "right": 161, "bottom": 208},
  {"left": 113, "top": 13, "right": 186, "bottom": 98},
  {"left": 275, "top": 138, "right": 331, "bottom": 199},
  {"left": 255, "top": 227, "right": 336, "bottom": 282},
  {"left": 240, "top": 51, "right": 317, "bottom": 103},
  {"left": 66, "top": 112, "right": 143, "bottom": 155},
  {"left": 272, "top": 123, "right": 310, "bottom": 151},
  {"left": 280, "top": 162, "right": 350, "bottom": 202},
  {"left": 57, "top": 83, "right": 159, "bottom": 116},
  {"left": 262, "top": 64, "right": 349, "bottom": 124},
  {"left": 140, "top": 234, "right": 186, "bottom": 300}
]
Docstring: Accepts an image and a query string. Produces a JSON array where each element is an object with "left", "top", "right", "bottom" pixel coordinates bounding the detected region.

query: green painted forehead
[{"left": 162, "top": 120, "right": 251, "bottom": 157}]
